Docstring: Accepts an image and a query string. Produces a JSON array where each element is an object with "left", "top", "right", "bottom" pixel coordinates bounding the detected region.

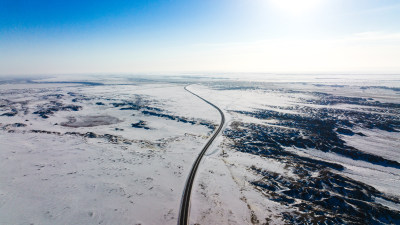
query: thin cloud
[{"left": 352, "top": 3, "right": 400, "bottom": 15}]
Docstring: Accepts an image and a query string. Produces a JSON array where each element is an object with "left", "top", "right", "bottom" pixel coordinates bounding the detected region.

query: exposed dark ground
[{"left": 220, "top": 82, "right": 400, "bottom": 224}]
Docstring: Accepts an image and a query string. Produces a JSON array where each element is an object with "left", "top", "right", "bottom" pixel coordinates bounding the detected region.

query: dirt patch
[{"left": 61, "top": 115, "right": 121, "bottom": 127}]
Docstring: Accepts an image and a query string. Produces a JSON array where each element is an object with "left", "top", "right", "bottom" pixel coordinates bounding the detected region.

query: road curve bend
[{"left": 178, "top": 85, "right": 225, "bottom": 225}]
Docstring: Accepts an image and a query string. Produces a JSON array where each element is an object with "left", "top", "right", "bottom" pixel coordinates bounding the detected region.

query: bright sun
[{"left": 269, "top": 0, "right": 322, "bottom": 15}]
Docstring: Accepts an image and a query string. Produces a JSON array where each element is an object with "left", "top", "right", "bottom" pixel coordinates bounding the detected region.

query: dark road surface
[{"left": 178, "top": 85, "right": 225, "bottom": 225}]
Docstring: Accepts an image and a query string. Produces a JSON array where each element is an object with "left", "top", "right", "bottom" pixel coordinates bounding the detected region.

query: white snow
[
  {"left": 0, "top": 81, "right": 219, "bottom": 225},
  {"left": 1, "top": 74, "right": 399, "bottom": 224}
]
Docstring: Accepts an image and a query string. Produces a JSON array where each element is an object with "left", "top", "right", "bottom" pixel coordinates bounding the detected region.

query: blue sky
[{"left": 1, "top": 0, "right": 400, "bottom": 75}]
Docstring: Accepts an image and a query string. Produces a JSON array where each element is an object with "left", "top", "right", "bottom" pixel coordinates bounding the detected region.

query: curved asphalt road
[{"left": 178, "top": 85, "right": 225, "bottom": 225}]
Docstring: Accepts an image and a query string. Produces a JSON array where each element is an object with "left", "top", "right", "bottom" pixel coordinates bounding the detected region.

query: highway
[{"left": 178, "top": 85, "right": 225, "bottom": 225}]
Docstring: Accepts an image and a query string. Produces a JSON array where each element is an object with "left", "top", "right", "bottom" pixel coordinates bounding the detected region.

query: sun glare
[{"left": 269, "top": 0, "right": 322, "bottom": 15}]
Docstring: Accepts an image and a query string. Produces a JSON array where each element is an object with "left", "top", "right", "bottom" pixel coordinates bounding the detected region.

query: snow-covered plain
[
  {"left": 187, "top": 76, "right": 400, "bottom": 224},
  {"left": 0, "top": 79, "right": 219, "bottom": 225},
  {"left": 1, "top": 74, "right": 400, "bottom": 224}
]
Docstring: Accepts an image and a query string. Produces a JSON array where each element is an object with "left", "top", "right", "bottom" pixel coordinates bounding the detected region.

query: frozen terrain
[
  {"left": 0, "top": 74, "right": 400, "bottom": 224},
  {"left": 188, "top": 76, "right": 400, "bottom": 224},
  {"left": 0, "top": 77, "right": 219, "bottom": 225}
]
